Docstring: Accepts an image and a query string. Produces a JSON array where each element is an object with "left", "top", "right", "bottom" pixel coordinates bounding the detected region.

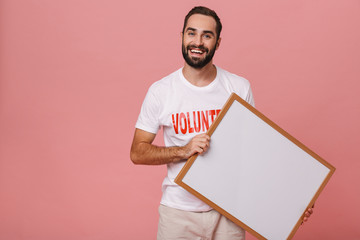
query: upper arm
[{"left": 131, "top": 128, "right": 156, "bottom": 146}]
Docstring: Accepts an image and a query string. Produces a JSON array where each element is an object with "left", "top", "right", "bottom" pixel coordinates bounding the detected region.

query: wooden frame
[{"left": 175, "top": 93, "right": 335, "bottom": 240}]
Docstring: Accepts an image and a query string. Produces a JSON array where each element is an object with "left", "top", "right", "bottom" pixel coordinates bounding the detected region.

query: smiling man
[
  {"left": 181, "top": 14, "right": 219, "bottom": 70},
  {"left": 130, "top": 6, "right": 309, "bottom": 240}
]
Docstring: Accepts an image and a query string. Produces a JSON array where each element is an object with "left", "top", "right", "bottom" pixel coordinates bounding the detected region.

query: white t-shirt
[{"left": 136, "top": 66, "right": 254, "bottom": 212}]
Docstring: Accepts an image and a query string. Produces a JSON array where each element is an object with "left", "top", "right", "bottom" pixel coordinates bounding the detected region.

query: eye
[
  {"left": 203, "top": 34, "right": 212, "bottom": 39},
  {"left": 188, "top": 32, "right": 195, "bottom": 36}
]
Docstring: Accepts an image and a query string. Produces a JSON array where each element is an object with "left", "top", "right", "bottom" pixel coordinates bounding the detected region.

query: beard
[{"left": 182, "top": 43, "right": 216, "bottom": 69}]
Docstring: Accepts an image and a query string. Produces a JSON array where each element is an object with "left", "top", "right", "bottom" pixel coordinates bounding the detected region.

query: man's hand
[
  {"left": 130, "top": 129, "right": 211, "bottom": 165},
  {"left": 302, "top": 204, "right": 315, "bottom": 225},
  {"left": 181, "top": 133, "right": 211, "bottom": 159}
]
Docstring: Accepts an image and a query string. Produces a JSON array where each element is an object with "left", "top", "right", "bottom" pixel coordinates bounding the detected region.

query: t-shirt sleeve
[
  {"left": 135, "top": 86, "right": 161, "bottom": 134},
  {"left": 245, "top": 85, "right": 255, "bottom": 107}
]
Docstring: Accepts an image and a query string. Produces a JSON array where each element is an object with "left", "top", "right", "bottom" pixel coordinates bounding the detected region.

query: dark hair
[{"left": 182, "top": 6, "right": 222, "bottom": 40}]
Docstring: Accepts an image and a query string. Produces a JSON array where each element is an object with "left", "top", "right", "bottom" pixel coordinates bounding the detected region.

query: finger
[
  {"left": 196, "top": 140, "right": 210, "bottom": 149},
  {"left": 197, "top": 134, "right": 211, "bottom": 142},
  {"left": 198, "top": 143, "right": 211, "bottom": 155},
  {"left": 196, "top": 136, "right": 210, "bottom": 145},
  {"left": 201, "top": 145, "right": 209, "bottom": 153},
  {"left": 197, "top": 146, "right": 205, "bottom": 154},
  {"left": 200, "top": 144, "right": 210, "bottom": 153},
  {"left": 307, "top": 208, "right": 313, "bottom": 214},
  {"left": 205, "top": 134, "right": 210, "bottom": 141},
  {"left": 199, "top": 141, "right": 210, "bottom": 153}
]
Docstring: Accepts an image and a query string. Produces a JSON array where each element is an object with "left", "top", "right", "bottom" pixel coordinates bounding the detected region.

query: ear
[{"left": 215, "top": 37, "right": 221, "bottom": 50}]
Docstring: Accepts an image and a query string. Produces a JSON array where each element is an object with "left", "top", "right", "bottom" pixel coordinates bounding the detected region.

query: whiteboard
[{"left": 175, "top": 93, "right": 335, "bottom": 240}]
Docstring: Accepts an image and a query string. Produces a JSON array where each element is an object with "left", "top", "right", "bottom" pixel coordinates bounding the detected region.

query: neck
[{"left": 182, "top": 62, "right": 217, "bottom": 87}]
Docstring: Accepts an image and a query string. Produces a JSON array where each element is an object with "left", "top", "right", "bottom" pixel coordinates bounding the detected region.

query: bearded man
[{"left": 131, "top": 6, "right": 311, "bottom": 240}]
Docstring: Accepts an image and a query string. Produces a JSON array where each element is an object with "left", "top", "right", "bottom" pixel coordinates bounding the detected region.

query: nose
[{"left": 193, "top": 35, "right": 203, "bottom": 46}]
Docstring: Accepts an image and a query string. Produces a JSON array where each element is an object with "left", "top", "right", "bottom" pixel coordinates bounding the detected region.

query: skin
[
  {"left": 302, "top": 204, "right": 315, "bottom": 224},
  {"left": 181, "top": 14, "right": 221, "bottom": 87},
  {"left": 130, "top": 14, "right": 218, "bottom": 165},
  {"left": 130, "top": 13, "right": 314, "bottom": 222}
]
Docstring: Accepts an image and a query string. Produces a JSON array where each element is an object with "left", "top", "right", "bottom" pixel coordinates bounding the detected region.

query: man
[{"left": 131, "top": 6, "right": 313, "bottom": 240}]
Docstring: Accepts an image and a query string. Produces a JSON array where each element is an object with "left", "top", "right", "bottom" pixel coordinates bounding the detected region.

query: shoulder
[
  {"left": 147, "top": 68, "right": 181, "bottom": 95},
  {"left": 217, "top": 66, "right": 250, "bottom": 86},
  {"left": 216, "top": 66, "right": 251, "bottom": 94}
]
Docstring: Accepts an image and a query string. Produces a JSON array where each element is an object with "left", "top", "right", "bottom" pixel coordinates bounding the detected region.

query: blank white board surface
[{"left": 175, "top": 93, "right": 335, "bottom": 240}]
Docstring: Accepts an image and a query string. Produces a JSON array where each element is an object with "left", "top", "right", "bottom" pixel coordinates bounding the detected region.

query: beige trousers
[{"left": 157, "top": 205, "right": 245, "bottom": 240}]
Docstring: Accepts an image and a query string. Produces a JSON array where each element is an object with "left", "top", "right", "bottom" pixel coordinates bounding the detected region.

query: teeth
[{"left": 191, "top": 49, "right": 203, "bottom": 54}]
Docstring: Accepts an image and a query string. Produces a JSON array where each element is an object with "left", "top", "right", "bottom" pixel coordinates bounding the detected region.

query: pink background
[{"left": 1, "top": 0, "right": 359, "bottom": 239}]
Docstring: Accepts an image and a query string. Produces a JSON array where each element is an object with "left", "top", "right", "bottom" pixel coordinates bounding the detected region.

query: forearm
[
  {"left": 130, "top": 129, "right": 209, "bottom": 165},
  {"left": 130, "top": 142, "right": 187, "bottom": 165}
]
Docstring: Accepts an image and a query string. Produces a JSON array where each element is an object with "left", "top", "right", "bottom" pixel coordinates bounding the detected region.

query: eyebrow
[{"left": 186, "top": 27, "right": 215, "bottom": 37}]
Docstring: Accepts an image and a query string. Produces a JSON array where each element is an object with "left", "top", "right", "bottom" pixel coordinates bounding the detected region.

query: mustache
[{"left": 187, "top": 45, "right": 209, "bottom": 53}]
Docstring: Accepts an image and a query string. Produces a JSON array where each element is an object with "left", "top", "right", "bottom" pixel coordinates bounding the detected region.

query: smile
[{"left": 190, "top": 49, "right": 204, "bottom": 54}]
